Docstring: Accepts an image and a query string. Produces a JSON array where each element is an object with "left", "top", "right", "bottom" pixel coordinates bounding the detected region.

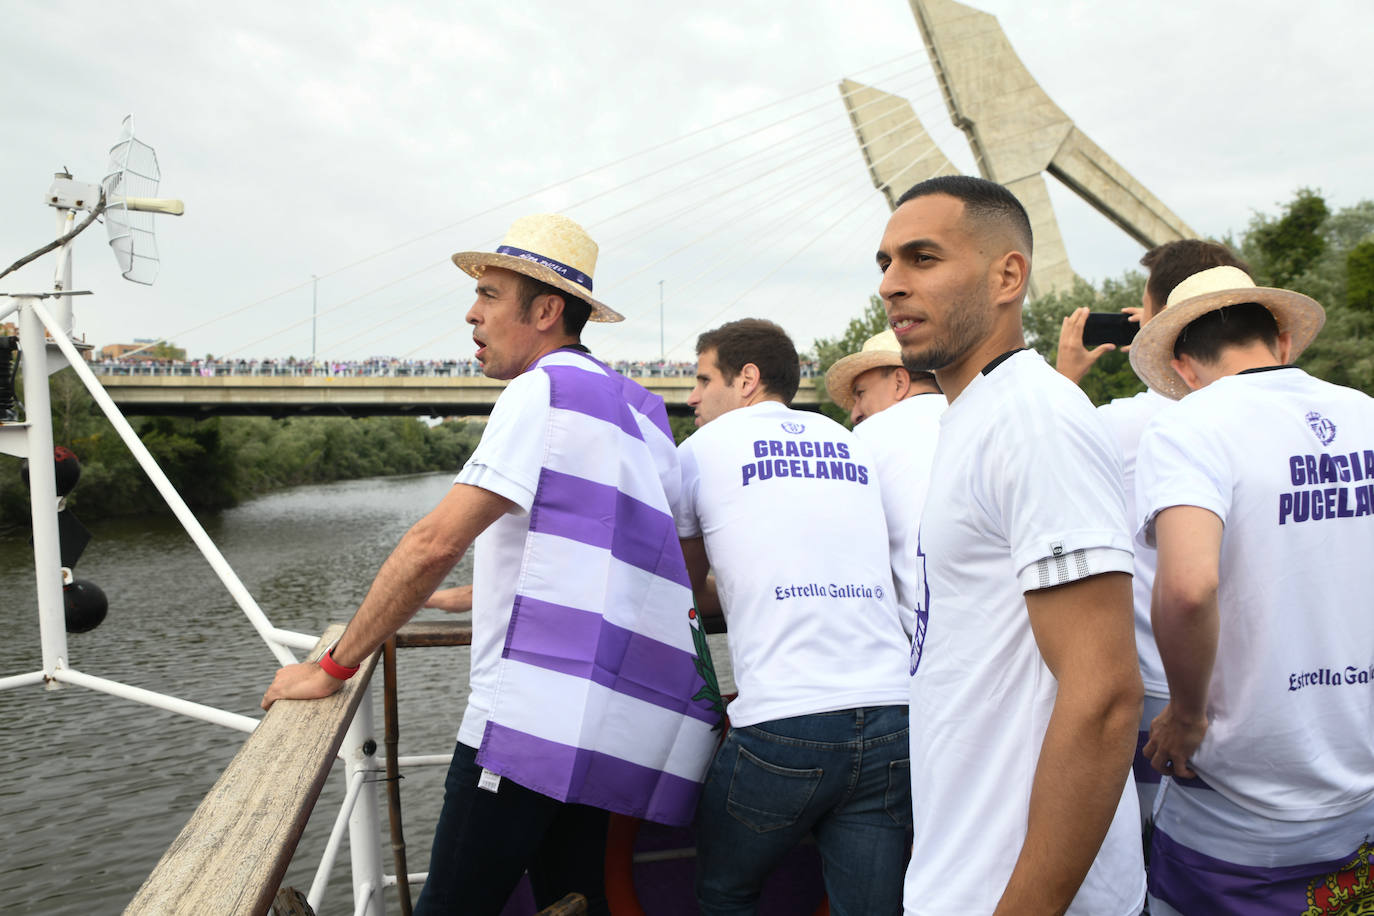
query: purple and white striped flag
[{"left": 476, "top": 350, "right": 722, "bottom": 826}]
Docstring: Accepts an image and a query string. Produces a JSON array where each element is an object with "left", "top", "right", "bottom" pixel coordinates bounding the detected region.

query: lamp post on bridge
[{"left": 311, "top": 275, "right": 318, "bottom": 370}]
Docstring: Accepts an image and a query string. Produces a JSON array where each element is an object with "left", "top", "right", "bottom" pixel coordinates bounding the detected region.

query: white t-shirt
[
  {"left": 905, "top": 350, "right": 1144, "bottom": 916},
  {"left": 676, "top": 400, "right": 909, "bottom": 728},
  {"left": 1098, "top": 389, "right": 1170, "bottom": 697},
  {"left": 1136, "top": 367, "right": 1374, "bottom": 820},
  {"left": 855, "top": 392, "right": 945, "bottom": 637}
]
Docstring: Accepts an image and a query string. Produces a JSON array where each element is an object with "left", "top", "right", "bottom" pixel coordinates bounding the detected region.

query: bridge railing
[{"left": 85, "top": 359, "right": 822, "bottom": 380}]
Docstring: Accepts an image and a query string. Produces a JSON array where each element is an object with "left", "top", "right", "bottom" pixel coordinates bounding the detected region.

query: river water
[{"left": 0, "top": 472, "right": 736, "bottom": 915}]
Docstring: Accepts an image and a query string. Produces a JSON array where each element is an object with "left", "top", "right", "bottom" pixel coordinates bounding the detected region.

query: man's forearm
[
  {"left": 329, "top": 483, "right": 513, "bottom": 667},
  {"left": 1152, "top": 586, "right": 1219, "bottom": 719},
  {"left": 329, "top": 521, "right": 467, "bottom": 667},
  {"left": 995, "top": 673, "right": 1142, "bottom": 914},
  {"left": 261, "top": 484, "right": 514, "bottom": 711}
]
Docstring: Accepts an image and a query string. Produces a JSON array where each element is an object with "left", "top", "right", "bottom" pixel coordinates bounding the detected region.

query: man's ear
[
  {"left": 1276, "top": 330, "right": 1293, "bottom": 364},
  {"left": 991, "top": 250, "right": 1029, "bottom": 308},
  {"left": 738, "top": 362, "right": 762, "bottom": 398},
  {"left": 532, "top": 293, "right": 566, "bottom": 332},
  {"left": 1170, "top": 354, "right": 1205, "bottom": 392},
  {"left": 892, "top": 368, "right": 911, "bottom": 399}
]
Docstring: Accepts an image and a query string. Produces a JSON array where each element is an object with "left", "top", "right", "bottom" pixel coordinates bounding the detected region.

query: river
[{"left": 0, "top": 472, "right": 735, "bottom": 915}]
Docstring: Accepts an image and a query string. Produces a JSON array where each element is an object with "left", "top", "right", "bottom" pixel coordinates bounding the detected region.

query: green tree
[
  {"left": 670, "top": 414, "right": 697, "bottom": 445},
  {"left": 1024, "top": 273, "right": 1147, "bottom": 406},
  {"left": 809, "top": 295, "right": 891, "bottom": 422},
  {"left": 1345, "top": 239, "right": 1374, "bottom": 313},
  {"left": 1243, "top": 188, "right": 1330, "bottom": 288},
  {"left": 1268, "top": 194, "right": 1374, "bottom": 392}
]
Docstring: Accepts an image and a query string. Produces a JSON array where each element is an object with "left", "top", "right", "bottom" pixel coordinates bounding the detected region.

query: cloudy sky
[{"left": 3, "top": 0, "right": 1371, "bottom": 363}]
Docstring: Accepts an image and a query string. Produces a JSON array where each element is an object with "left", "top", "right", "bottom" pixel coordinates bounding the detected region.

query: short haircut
[
  {"left": 1141, "top": 240, "right": 1251, "bottom": 311},
  {"left": 1173, "top": 303, "right": 1280, "bottom": 364},
  {"left": 695, "top": 318, "right": 800, "bottom": 403},
  {"left": 895, "top": 175, "right": 1033, "bottom": 256},
  {"left": 516, "top": 274, "right": 593, "bottom": 337},
  {"left": 905, "top": 367, "right": 941, "bottom": 391}
]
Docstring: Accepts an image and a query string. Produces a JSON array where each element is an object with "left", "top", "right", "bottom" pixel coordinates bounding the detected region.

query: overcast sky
[{"left": 3, "top": 0, "right": 1371, "bottom": 362}]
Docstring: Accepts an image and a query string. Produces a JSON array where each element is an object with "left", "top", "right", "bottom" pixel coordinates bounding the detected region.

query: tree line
[{"left": 0, "top": 368, "right": 483, "bottom": 528}]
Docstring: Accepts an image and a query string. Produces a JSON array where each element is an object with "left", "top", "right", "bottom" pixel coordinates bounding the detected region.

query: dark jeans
[
  {"left": 413, "top": 741, "right": 610, "bottom": 916},
  {"left": 695, "top": 705, "right": 912, "bottom": 916}
]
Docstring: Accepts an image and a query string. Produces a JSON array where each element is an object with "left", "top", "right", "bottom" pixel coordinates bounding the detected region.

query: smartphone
[{"left": 1082, "top": 312, "right": 1138, "bottom": 348}]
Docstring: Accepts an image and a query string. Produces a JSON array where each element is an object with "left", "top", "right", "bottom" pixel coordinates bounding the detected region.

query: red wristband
[{"left": 318, "top": 645, "right": 360, "bottom": 680}]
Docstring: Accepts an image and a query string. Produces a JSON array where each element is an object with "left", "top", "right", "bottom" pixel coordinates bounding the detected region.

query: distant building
[{"left": 100, "top": 339, "right": 186, "bottom": 361}]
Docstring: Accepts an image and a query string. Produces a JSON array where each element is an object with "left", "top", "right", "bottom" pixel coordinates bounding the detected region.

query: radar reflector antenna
[{"left": 102, "top": 115, "right": 183, "bottom": 285}]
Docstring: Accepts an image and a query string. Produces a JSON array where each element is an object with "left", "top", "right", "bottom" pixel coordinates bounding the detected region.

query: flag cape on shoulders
[{"left": 476, "top": 349, "right": 722, "bottom": 826}]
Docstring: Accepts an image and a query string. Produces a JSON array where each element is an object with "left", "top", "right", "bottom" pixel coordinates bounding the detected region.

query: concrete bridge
[{"left": 94, "top": 373, "right": 822, "bottom": 417}]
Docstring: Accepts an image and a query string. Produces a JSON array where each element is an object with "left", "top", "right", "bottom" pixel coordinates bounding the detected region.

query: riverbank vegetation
[{"left": 0, "top": 369, "right": 483, "bottom": 528}]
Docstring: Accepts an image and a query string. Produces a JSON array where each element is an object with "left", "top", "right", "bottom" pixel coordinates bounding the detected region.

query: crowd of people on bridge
[
  {"left": 260, "top": 183, "right": 1374, "bottom": 916},
  {"left": 89, "top": 354, "right": 819, "bottom": 381}
]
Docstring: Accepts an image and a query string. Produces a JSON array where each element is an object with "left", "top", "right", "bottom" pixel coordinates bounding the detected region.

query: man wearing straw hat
[
  {"left": 262, "top": 214, "right": 720, "bottom": 915},
  {"left": 1129, "top": 266, "right": 1374, "bottom": 914},
  {"left": 1059, "top": 240, "right": 1254, "bottom": 831},
  {"left": 824, "top": 328, "right": 942, "bottom": 427},
  {"left": 825, "top": 329, "right": 944, "bottom": 637},
  {"left": 877, "top": 175, "right": 1145, "bottom": 916}
]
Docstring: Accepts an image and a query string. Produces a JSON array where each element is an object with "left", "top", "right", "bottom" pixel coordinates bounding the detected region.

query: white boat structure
[{"left": 0, "top": 118, "right": 438, "bottom": 916}]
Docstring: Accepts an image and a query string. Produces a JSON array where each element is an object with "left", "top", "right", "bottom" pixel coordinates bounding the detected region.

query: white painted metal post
[
  {"left": 17, "top": 298, "right": 68, "bottom": 679},
  {"left": 345, "top": 691, "right": 384, "bottom": 916},
  {"left": 51, "top": 206, "right": 75, "bottom": 335},
  {"left": 29, "top": 302, "right": 300, "bottom": 666}
]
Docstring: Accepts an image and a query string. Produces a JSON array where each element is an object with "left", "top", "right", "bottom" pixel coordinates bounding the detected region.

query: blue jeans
[
  {"left": 413, "top": 741, "right": 610, "bottom": 916},
  {"left": 695, "top": 705, "right": 911, "bottom": 916}
]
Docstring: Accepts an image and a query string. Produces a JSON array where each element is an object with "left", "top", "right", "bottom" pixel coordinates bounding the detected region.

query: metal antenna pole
[
  {"left": 658, "top": 280, "right": 664, "bottom": 362},
  {"left": 311, "top": 275, "right": 318, "bottom": 366}
]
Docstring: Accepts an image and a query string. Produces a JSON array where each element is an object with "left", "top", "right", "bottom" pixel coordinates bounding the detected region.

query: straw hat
[
  {"left": 1129, "top": 265, "right": 1325, "bottom": 400},
  {"left": 452, "top": 214, "right": 624, "bottom": 322},
  {"left": 825, "top": 329, "right": 904, "bottom": 410}
]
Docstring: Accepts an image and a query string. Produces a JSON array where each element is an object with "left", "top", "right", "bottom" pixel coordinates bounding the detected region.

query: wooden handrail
[{"left": 126, "top": 624, "right": 378, "bottom": 916}]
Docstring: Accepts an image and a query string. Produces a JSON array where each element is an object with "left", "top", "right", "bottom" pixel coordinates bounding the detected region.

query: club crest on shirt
[
  {"left": 780, "top": 421, "right": 805, "bottom": 435},
  {"left": 1307, "top": 411, "right": 1338, "bottom": 446},
  {"left": 1301, "top": 838, "right": 1372, "bottom": 915}
]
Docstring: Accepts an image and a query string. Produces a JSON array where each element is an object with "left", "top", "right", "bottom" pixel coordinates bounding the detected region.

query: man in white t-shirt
[
  {"left": 825, "top": 328, "right": 945, "bottom": 634},
  {"left": 877, "top": 175, "right": 1145, "bottom": 916},
  {"left": 677, "top": 318, "right": 913, "bottom": 915},
  {"left": 1130, "top": 266, "right": 1374, "bottom": 915},
  {"left": 1058, "top": 240, "right": 1255, "bottom": 829},
  {"left": 263, "top": 215, "right": 718, "bottom": 916},
  {"left": 824, "top": 327, "right": 943, "bottom": 426}
]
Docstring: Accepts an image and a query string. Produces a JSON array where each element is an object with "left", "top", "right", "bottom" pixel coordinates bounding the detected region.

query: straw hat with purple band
[
  {"left": 825, "top": 329, "right": 904, "bottom": 411},
  {"left": 1128, "top": 265, "right": 1325, "bottom": 400},
  {"left": 451, "top": 214, "right": 624, "bottom": 323}
]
